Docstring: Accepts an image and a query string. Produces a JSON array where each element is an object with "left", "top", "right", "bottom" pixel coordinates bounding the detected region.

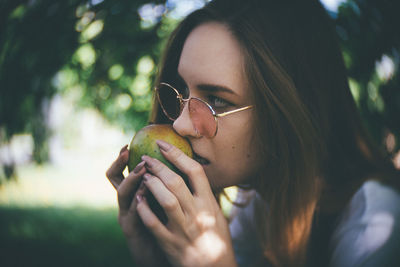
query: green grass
[{"left": 0, "top": 206, "right": 134, "bottom": 267}]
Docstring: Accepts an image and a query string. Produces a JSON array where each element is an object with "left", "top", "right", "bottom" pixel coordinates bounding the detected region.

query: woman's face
[{"left": 173, "top": 22, "right": 259, "bottom": 190}]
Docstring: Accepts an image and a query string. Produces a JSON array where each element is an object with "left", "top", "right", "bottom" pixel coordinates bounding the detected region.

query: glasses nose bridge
[
  {"left": 170, "top": 91, "right": 193, "bottom": 123},
  {"left": 158, "top": 82, "right": 217, "bottom": 138},
  {"left": 172, "top": 94, "right": 201, "bottom": 138},
  {"left": 177, "top": 95, "right": 190, "bottom": 114}
]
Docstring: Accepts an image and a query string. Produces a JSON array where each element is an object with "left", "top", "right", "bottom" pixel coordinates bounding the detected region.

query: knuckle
[
  {"left": 105, "top": 168, "right": 113, "bottom": 178},
  {"left": 125, "top": 170, "right": 141, "bottom": 182},
  {"left": 162, "top": 198, "right": 179, "bottom": 212},
  {"left": 146, "top": 218, "right": 158, "bottom": 230},
  {"left": 193, "top": 217, "right": 204, "bottom": 230},
  {"left": 144, "top": 175, "right": 157, "bottom": 187},
  {"left": 138, "top": 208, "right": 158, "bottom": 229},
  {"left": 169, "top": 146, "right": 183, "bottom": 158},
  {"left": 165, "top": 175, "right": 184, "bottom": 191},
  {"left": 151, "top": 159, "right": 165, "bottom": 173},
  {"left": 184, "top": 218, "right": 200, "bottom": 236},
  {"left": 187, "top": 162, "right": 204, "bottom": 177},
  {"left": 175, "top": 150, "right": 186, "bottom": 162}
]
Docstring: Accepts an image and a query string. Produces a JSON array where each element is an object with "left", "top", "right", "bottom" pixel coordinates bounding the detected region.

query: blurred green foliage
[
  {"left": 0, "top": 206, "right": 134, "bottom": 267},
  {"left": 0, "top": 0, "right": 181, "bottom": 180},
  {"left": 335, "top": 0, "right": 400, "bottom": 154},
  {"left": 0, "top": 0, "right": 399, "bottom": 181}
]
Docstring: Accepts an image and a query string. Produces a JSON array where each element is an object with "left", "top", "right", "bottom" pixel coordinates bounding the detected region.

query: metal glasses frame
[{"left": 155, "top": 82, "right": 253, "bottom": 138}]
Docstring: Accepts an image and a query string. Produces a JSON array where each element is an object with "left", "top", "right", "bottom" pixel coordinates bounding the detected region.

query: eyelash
[
  {"left": 206, "top": 95, "right": 232, "bottom": 109},
  {"left": 179, "top": 84, "right": 232, "bottom": 109}
]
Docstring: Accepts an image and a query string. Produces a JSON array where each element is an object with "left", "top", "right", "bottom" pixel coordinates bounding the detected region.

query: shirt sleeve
[{"left": 329, "top": 180, "right": 400, "bottom": 267}]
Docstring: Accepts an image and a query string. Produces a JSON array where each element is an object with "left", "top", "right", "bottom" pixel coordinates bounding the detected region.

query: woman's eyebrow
[
  {"left": 176, "top": 72, "right": 237, "bottom": 95},
  {"left": 197, "top": 84, "right": 237, "bottom": 95}
]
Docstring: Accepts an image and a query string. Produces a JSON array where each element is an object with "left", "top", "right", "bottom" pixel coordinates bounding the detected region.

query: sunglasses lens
[
  {"left": 158, "top": 84, "right": 181, "bottom": 120},
  {"left": 189, "top": 98, "right": 217, "bottom": 138}
]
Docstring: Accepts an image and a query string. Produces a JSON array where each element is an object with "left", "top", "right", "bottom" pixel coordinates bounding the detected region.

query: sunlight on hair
[
  {"left": 287, "top": 214, "right": 312, "bottom": 253},
  {"left": 355, "top": 212, "right": 394, "bottom": 256}
]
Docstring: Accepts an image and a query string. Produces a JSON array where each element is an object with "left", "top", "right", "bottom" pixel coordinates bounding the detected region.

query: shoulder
[
  {"left": 329, "top": 180, "right": 400, "bottom": 267},
  {"left": 229, "top": 189, "right": 263, "bottom": 245},
  {"left": 229, "top": 189, "right": 267, "bottom": 267}
]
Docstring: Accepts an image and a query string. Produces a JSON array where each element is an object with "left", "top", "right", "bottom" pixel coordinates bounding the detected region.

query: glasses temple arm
[{"left": 215, "top": 105, "right": 253, "bottom": 117}]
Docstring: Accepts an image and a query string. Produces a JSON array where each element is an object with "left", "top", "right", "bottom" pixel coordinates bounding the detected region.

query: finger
[
  {"left": 141, "top": 155, "right": 195, "bottom": 213},
  {"left": 136, "top": 195, "right": 173, "bottom": 243},
  {"left": 141, "top": 172, "right": 185, "bottom": 224},
  {"left": 118, "top": 180, "right": 147, "bottom": 234},
  {"left": 128, "top": 180, "right": 148, "bottom": 212},
  {"left": 156, "top": 140, "right": 213, "bottom": 197},
  {"left": 118, "top": 161, "right": 146, "bottom": 212},
  {"left": 106, "top": 145, "right": 129, "bottom": 189}
]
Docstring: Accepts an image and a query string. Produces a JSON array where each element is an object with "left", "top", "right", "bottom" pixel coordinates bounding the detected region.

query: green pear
[{"left": 127, "top": 124, "right": 193, "bottom": 173}]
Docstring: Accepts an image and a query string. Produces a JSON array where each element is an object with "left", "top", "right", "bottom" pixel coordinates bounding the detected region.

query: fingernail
[
  {"left": 136, "top": 194, "right": 143, "bottom": 203},
  {"left": 141, "top": 155, "right": 154, "bottom": 168},
  {"left": 156, "top": 140, "right": 172, "bottom": 151},
  {"left": 133, "top": 161, "right": 146, "bottom": 173},
  {"left": 120, "top": 144, "right": 128, "bottom": 155},
  {"left": 143, "top": 173, "right": 151, "bottom": 181}
]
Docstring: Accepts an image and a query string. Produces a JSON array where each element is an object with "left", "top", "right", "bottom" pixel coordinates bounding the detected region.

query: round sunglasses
[{"left": 155, "top": 82, "right": 253, "bottom": 138}]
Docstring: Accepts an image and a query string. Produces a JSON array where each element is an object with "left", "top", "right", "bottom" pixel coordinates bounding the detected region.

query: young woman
[{"left": 106, "top": 0, "right": 400, "bottom": 266}]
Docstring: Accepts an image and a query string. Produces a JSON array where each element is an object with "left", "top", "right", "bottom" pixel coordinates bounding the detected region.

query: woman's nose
[{"left": 173, "top": 101, "right": 199, "bottom": 138}]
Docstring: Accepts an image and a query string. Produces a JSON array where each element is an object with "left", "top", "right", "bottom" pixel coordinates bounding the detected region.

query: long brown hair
[{"left": 150, "top": 0, "right": 400, "bottom": 266}]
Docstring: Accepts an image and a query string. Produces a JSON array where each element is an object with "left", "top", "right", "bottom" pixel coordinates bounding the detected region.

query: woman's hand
[
  {"left": 136, "top": 140, "right": 237, "bottom": 267},
  {"left": 106, "top": 145, "right": 170, "bottom": 267}
]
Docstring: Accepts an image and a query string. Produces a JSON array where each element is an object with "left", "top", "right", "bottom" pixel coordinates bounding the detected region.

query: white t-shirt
[{"left": 229, "top": 180, "right": 400, "bottom": 266}]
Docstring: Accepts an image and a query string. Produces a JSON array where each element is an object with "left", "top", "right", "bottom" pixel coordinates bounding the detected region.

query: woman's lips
[{"left": 193, "top": 151, "right": 210, "bottom": 165}]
